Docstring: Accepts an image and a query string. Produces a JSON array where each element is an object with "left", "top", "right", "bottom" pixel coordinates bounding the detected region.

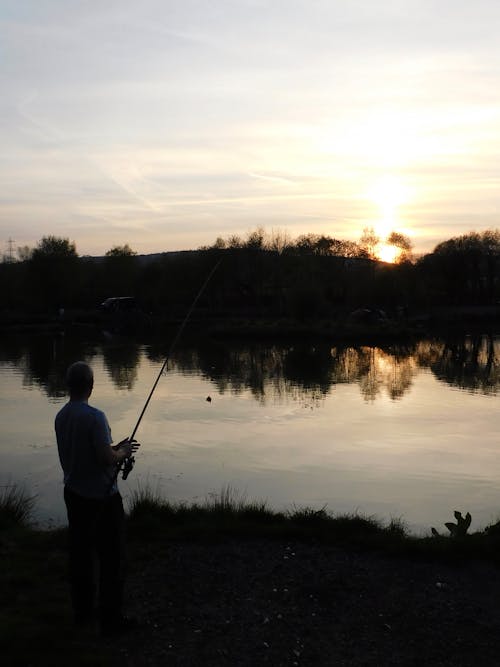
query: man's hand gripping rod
[{"left": 113, "top": 259, "right": 222, "bottom": 485}]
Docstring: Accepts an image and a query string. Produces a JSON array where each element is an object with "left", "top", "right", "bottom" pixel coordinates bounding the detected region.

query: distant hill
[{"left": 86, "top": 250, "right": 197, "bottom": 265}]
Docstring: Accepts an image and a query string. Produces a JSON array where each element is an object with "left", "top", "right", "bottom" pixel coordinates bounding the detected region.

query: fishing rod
[{"left": 113, "top": 258, "right": 222, "bottom": 485}]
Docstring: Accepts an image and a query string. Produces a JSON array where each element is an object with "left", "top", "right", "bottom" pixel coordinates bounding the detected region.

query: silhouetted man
[{"left": 55, "top": 361, "right": 139, "bottom": 635}]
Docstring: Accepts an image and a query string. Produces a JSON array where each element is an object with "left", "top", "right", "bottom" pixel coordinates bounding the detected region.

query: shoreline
[{"left": 1, "top": 305, "right": 499, "bottom": 339}]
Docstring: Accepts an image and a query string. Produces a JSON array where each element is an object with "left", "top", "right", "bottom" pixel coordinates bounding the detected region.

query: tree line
[{"left": 0, "top": 228, "right": 499, "bottom": 320}]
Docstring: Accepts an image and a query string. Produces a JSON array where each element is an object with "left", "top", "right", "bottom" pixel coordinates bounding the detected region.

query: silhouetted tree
[
  {"left": 425, "top": 230, "right": 500, "bottom": 303},
  {"left": 293, "top": 234, "right": 338, "bottom": 256},
  {"left": 102, "top": 243, "right": 138, "bottom": 296},
  {"left": 245, "top": 227, "right": 266, "bottom": 250},
  {"left": 32, "top": 236, "right": 77, "bottom": 260},
  {"left": 227, "top": 234, "right": 243, "bottom": 249},
  {"left": 330, "top": 239, "right": 368, "bottom": 258},
  {"left": 17, "top": 245, "right": 33, "bottom": 262},
  {"left": 105, "top": 244, "right": 137, "bottom": 258},
  {"left": 359, "top": 227, "right": 380, "bottom": 259},
  {"left": 213, "top": 237, "right": 226, "bottom": 250},
  {"left": 387, "top": 231, "right": 414, "bottom": 263},
  {"left": 29, "top": 236, "right": 79, "bottom": 310},
  {"left": 294, "top": 234, "right": 318, "bottom": 255}
]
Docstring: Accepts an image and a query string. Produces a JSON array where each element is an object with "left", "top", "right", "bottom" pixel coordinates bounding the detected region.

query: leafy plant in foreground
[{"left": 431, "top": 510, "right": 472, "bottom": 538}]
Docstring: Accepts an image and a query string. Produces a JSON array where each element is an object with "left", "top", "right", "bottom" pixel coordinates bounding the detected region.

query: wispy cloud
[
  {"left": 1, "top": 0, "right": 500, "bottom": 254},
  {"left": 248, "top": 172, "right": 296, "bottom": 186}
]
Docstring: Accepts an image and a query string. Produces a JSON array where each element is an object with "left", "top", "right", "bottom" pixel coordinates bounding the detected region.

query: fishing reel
[{"left": 122, "top": 456, "right": 135, "bottom": 480}]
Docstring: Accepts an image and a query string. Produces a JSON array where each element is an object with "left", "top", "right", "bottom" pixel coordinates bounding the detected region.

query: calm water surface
[{"left": 1, "top": 333, "right": 498, "bottom": 534}]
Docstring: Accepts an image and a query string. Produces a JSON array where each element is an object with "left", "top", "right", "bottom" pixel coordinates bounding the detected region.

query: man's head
[{"left": 66, "top": 361, "right": 94, "bottom": 399}]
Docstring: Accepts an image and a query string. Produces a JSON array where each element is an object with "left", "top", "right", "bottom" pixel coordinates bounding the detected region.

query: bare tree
[
  {"left": 330, "top": 239, "right": 367, "bottom": 258},
  {"left": 266, "top": 228, "right": 292, "bottom": 254},
  {"left": 359, "top": 227, "right": 380, "bottom": 259}
]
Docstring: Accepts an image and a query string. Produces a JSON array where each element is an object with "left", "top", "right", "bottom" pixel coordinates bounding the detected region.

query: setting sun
[
  {"left": 365, "top": 175, "right": 413, "bottom": 262},
  {"left": 378, "top": 243, "right": 400, "bottom": 264}
]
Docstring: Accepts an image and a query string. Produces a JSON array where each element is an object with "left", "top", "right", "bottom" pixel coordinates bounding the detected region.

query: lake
[{"left": 0, "top": 331, "right": 498, "bottom": 534}]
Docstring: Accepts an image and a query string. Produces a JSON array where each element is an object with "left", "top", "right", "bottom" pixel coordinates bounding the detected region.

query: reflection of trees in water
[
  {"left": 2, "top": 334, "right": 141, "bottom": 397},
  {"left": 11, "top": 335, "right": 148, "bottom": 397},
  {"left": 161, "top": 343, "right": 315, "bottom": 405},
  {"left": 161, "top": 341, "right": 421, "bottom": 404},
  {"left": 329, "top": 345, "right": 418, "bottom": 402},
  {"left": 102, "top": 341, "right": 141, "bottom": 390},
  {"left": 2, "top": 335, "right": 98, "bottom": 399},
  {"left": 416, "top": 336, "right": 499, "bottom": 394},
  {"left": 4, "top": 333, "right": 498, "bottom": 403}
]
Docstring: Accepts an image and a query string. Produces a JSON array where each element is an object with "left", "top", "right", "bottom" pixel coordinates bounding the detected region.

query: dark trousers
[{"left": 64, "top": 486, "right": 126, "bottom": 623}]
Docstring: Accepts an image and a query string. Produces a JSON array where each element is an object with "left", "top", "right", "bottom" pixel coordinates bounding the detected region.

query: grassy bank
[
  {"left": 4, "top": 483, "right": 500, "bottom": 557},
  {"left": 2, "top": 485, "right": 500, "bottom": 666},
  {"left": 125, "top": 485, "right": 500, "bottom": 563},
  {"left": 3, "top": 482, "right": 500, "bottom": 560}
]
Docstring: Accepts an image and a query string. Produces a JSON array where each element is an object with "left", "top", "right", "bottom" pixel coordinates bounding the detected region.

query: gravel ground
[{"left": 110, "top": 540, "right": 500, "bottom": 666}]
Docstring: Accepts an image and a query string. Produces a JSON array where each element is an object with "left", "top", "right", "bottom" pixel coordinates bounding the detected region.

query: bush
[{"left": 0, "top": 484, "right": 36, "bottom": 529}]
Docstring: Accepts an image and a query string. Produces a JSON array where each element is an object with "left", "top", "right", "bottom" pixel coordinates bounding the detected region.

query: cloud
[{"left": 1, "top": 1, "right": 500, "bottom": 254}]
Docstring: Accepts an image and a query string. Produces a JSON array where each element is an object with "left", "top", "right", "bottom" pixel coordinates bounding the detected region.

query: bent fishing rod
[{"left": 112, "top": 259, "right": 221, "bottom": 486}]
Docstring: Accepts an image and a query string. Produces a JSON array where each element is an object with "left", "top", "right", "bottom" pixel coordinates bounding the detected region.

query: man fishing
[{"left": 55, "top": 361, "right": 140, "bottom": 636}]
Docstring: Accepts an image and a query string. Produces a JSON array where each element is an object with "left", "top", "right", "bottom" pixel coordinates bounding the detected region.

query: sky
[{"left": 1, "top": 0, "right": 500, "bottom": 257}]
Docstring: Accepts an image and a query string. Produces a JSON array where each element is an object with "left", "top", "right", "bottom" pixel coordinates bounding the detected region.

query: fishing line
[{"left": 114, "top": 258, "right": 222, "bottom": 484}]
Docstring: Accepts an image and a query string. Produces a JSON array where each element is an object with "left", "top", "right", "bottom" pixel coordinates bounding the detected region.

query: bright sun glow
[
  {"left": 366, "top": 175, "right": 413, "bottom": 262},
  {"left": 370, "top": 175, "right": 409, "bottom": 206},
  {"left": 369, "top": 175, "right": 411, "bottom": 227},
  {"left": 378, "top": 243, "right": 400, "bottom": 263}
]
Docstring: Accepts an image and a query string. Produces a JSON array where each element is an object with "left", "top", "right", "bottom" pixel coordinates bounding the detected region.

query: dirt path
[{"left": 113, "top": 540, "right": 500, "bottom": 666}]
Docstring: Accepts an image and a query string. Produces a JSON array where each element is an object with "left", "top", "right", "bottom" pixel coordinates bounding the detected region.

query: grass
[
  {"left": 3, "top": 481, "right": 500, "bottom": 560},
  {"left": 125, "top": 484, "right": 500, "bottom": 559},
  {"left": 125, "top": 485, "right": 500, "bottom": 564},
  {"left": 0, "top": 483, "right": 36, "bottom": 529},
  {"left": 127, "top": 483, "right": 280, "bottom": 540}
]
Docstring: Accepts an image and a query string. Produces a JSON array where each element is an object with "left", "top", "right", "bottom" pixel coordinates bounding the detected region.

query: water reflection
[
  {"left": 102, "top": 338, "right": 141, "bottom": 391},
  {"left": 151, "top": 335, "right": 499, "bottom": 403},
  {"left": 2, "top": 334, "right": 498, "bottom": 402},
  {"left": 415, "top": 336, "right": 499, "bottom": 395},
  {"left": 0, "top": 334, "right": 99, "bottom": 399},
  {"left": 346, "top": 346, "right": 418, "bottom": 402}
]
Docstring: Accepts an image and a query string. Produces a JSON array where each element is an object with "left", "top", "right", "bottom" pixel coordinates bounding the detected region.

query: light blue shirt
[{"left": 55, "top": 400, "right": 117, "bottom": 498}]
